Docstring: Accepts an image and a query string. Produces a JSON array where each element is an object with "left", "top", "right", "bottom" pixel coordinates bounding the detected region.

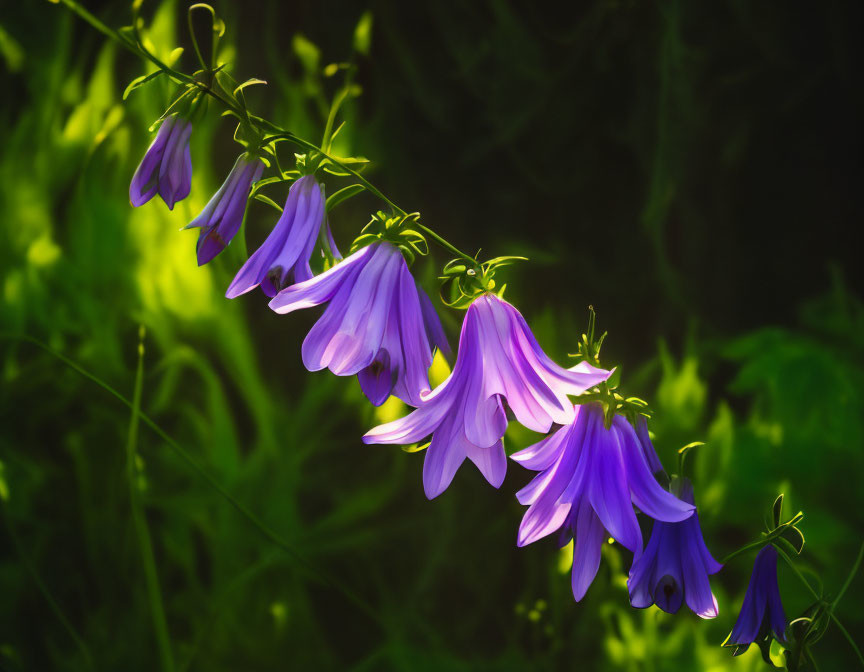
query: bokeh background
[{"left": 1, "top": 1, "right": 862, "bottom": 670}]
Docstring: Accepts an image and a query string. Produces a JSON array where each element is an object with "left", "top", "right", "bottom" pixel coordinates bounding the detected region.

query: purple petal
[
  {"left": 570, "top": 499, "right": 607, "bottom": 601},
  {"left": 129, "top": 115, "right": 175, "bottom": 207},
  {"left": 387, "top": 261, "right": 435, "bottom": 406},
  {"left": 363, "top": 380, "right": 456, "bottom": 445},
  {"left": 417, "top": 285, "right": 451, "bottom": 358},
  {"left": 511, "top": 422, "right": 570, "bottom": 472},
  {"left": 227, "top": 175, "right": 323, "bottom": 298},
  {"left": 681, "top": 526, "right": 719, "bottom": 618},
  {"left": 628, "top": 520, "right": 667, "bottom": 609},
  {"left": 634, "top": 416, "right": 665, "bottom": 477},
  {"left": 728, "top": 546, "right": 774, "bottom": 648},
  {"left": 357, "top": 352, "right": 394, "bottom": 407},
  {"left": 422, "top": 412, "right": 468, "bottom": 499},
  {"left": 465, "top": 438, "right": 507, "bottom": 489},
  {"left": 617, "top": 417, "right": 694, "bottom": 523},
  {"left": 586, "top": 419, "right": 643, "bottom": 554},
  {"left": 269, "top": 244, "right": 373, "bottom": 312}
]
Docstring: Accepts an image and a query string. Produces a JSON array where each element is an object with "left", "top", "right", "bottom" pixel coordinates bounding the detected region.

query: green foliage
[{"left": 0, "top": 2, "right": 861, "bottom": 671}]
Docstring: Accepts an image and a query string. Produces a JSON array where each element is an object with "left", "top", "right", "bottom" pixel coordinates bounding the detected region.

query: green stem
[
  {"left": 186, "top": 6, "right": 209, "bottom": 72},
  {"left": 1, "top": 504, "right": 96, "bottom": 670},
  {"left": 776, "top": 545, "right": 864, "bottom": 668},
  {"left": 2, "top": 334, "right": 380, "bottom": 625},
  {"left": 832, "top": 542, "right": 864, "bottom": 609},
  {"left": 415, "top": 223, "right": 477, "bottom": 266},
  {"left": 126, "top": 327, "right": 174, "bottom": 672},
  {"left": 55, "top": 0, "right": 482, "bottom": 268},
  {"left": 720, "top": 537, "right": 771, "bottom": 566},
  {"left": 830, "top": 615, "right": 864, "bottom": 669}
]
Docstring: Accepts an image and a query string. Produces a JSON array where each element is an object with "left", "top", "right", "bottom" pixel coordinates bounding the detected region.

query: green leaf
[
  {"left": 253, "top": 194, "right": 282, "bottom": 212},
  {"left": 353, "top": 11, "right": 373, "bottom": 55},
  {"left": 0, "top": 459, "right": 9, "bottom": 501},
  {"left": 167, "top": 47, "right": 184, "bottom": 66},
  {"left": 781, "top": 526, "right": 806, "bottom": 555},
  {"left": 234, "top": 78, "right": 267, "bottom": 96},
  {"left": 326, "top": 184, "right": 365, "bottom": 213},
  {"left": 292, "top": 33, "right": 320, "bottom": 73},
  {"left": 122, "top": 70, "right": 165, "bottom": 100}
]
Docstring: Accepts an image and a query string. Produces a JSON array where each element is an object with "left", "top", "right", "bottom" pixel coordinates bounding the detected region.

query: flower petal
[
  {"left": 570, "top": 500, "right": 607, "bottom": 601},
  {"left": 586, "top": 420, "right": 643, "bottom": 554},
  {"left": 422, "top": 413, "right": 468, "bottom": 499}
]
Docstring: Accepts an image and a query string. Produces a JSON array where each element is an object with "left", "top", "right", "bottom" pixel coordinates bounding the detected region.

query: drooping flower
[
  {"left": 628, "top": 477, "right": 722, "bottom": 618},
  {"left": 226, "top": 175, "right": 328, "bottom": 298},
  {"left": 130, "top": 114, "right": 193, "bottom": 210},
  {"left": 185, "top": 153, "right": 265, "bottom": 265},
  {"left": 725, "top": 545, "right": 787, "bottom": 655},
  {"left": 268, "top": 241, "right": 448, "bottom": 407},
  {"left": 512, "top": 404, "right": 695, "bottom": 601},
  {"left": 363, "top": 294, "right": 612, "bottom": 499}
]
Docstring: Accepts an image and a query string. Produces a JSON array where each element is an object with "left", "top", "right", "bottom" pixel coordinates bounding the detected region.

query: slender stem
[
  {"left": 1, "top": 504, "right": 96, "bottom": 670},
  {"left": 2, "top": 334, "right": 381, "bottom": 624},
  {"left": 832, "top": 542, "right": 864, "bottom": 609},
  {"left": 186, "top": 7, "right": 209, "bottom": 72},
  {"left": 720, "top": 537, "right": 770, "bottom": 566},
  {"left": 830, "top": 614, "right": 864, "bottom": 668},
  {"left": 775, "top": 544, "right": 820, "bottom": 600},
  {"left": 55, "top": 0, "right": 483, "bottom": 267},
  {"left": 415, "top": 223, "right": 477, "bottom": 266},
  {"left": 126, "top": 327, "right": 174, "bottom": 672},
  {"left": 776, "top": 545, "right": 864, "bottom": 669}
]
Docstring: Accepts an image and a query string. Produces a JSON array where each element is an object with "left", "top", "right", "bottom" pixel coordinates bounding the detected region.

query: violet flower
[
  {"left": 725, "top": 545, "right": 787, "bottom": 655},
  {"left": 226, "top": 175, "right": 328, "bottom": 298},
  {"left": 628, "top": 478, "right": 722, "bottom": 618},
  {"left": 363, "top": 294, "right": 612, "bottom": 499},
  {"left": 269, "top": 241, "right": 448, "bottom": 407},
  {"left": 130, "top": 114, "right": 192, "bottom": 210},
  {"left": 185, "top": 154, "right": 265, "bottom": 265},
  {"left": 512, "top": 404, "right": 695, "bottom": 601}
]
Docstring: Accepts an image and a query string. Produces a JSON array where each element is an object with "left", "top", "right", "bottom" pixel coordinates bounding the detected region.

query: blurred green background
[{"left": 1, "top": 1, "right": 862, "bottom": 670}]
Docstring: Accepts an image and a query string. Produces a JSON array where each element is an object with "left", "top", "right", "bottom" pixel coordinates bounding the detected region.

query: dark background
[{"left": 1, "top": 1, "right": 862, "bottom": 670}]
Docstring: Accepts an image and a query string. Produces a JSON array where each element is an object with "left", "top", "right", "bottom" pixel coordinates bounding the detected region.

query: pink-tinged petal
[
  {"left": 269, "top": 244, "right": 372, "bottom": 312},
  {"left": 363, "top": 387, "right": 455, "bottom": 445},
  {"left": 570, "top": 500, "right": 607, "bottom": 601},
  {"left": 511, "top": 421, "right": 570, "bottom": 471}
]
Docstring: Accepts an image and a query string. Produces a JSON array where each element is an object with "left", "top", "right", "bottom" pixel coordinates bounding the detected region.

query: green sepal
[
  {"left": 773, "top": 494, "right": 784, "bottom": 529},
  {"left": 123, "top": 70, "right": 166, "bottom": 100},
  {"left": 326, "top": 184, "right": 365, "bottom": 213}
]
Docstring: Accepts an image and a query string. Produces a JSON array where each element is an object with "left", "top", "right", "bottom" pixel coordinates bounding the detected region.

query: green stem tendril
[{"left": 126, "top": 327, "right": 175, "bottom": 672}]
